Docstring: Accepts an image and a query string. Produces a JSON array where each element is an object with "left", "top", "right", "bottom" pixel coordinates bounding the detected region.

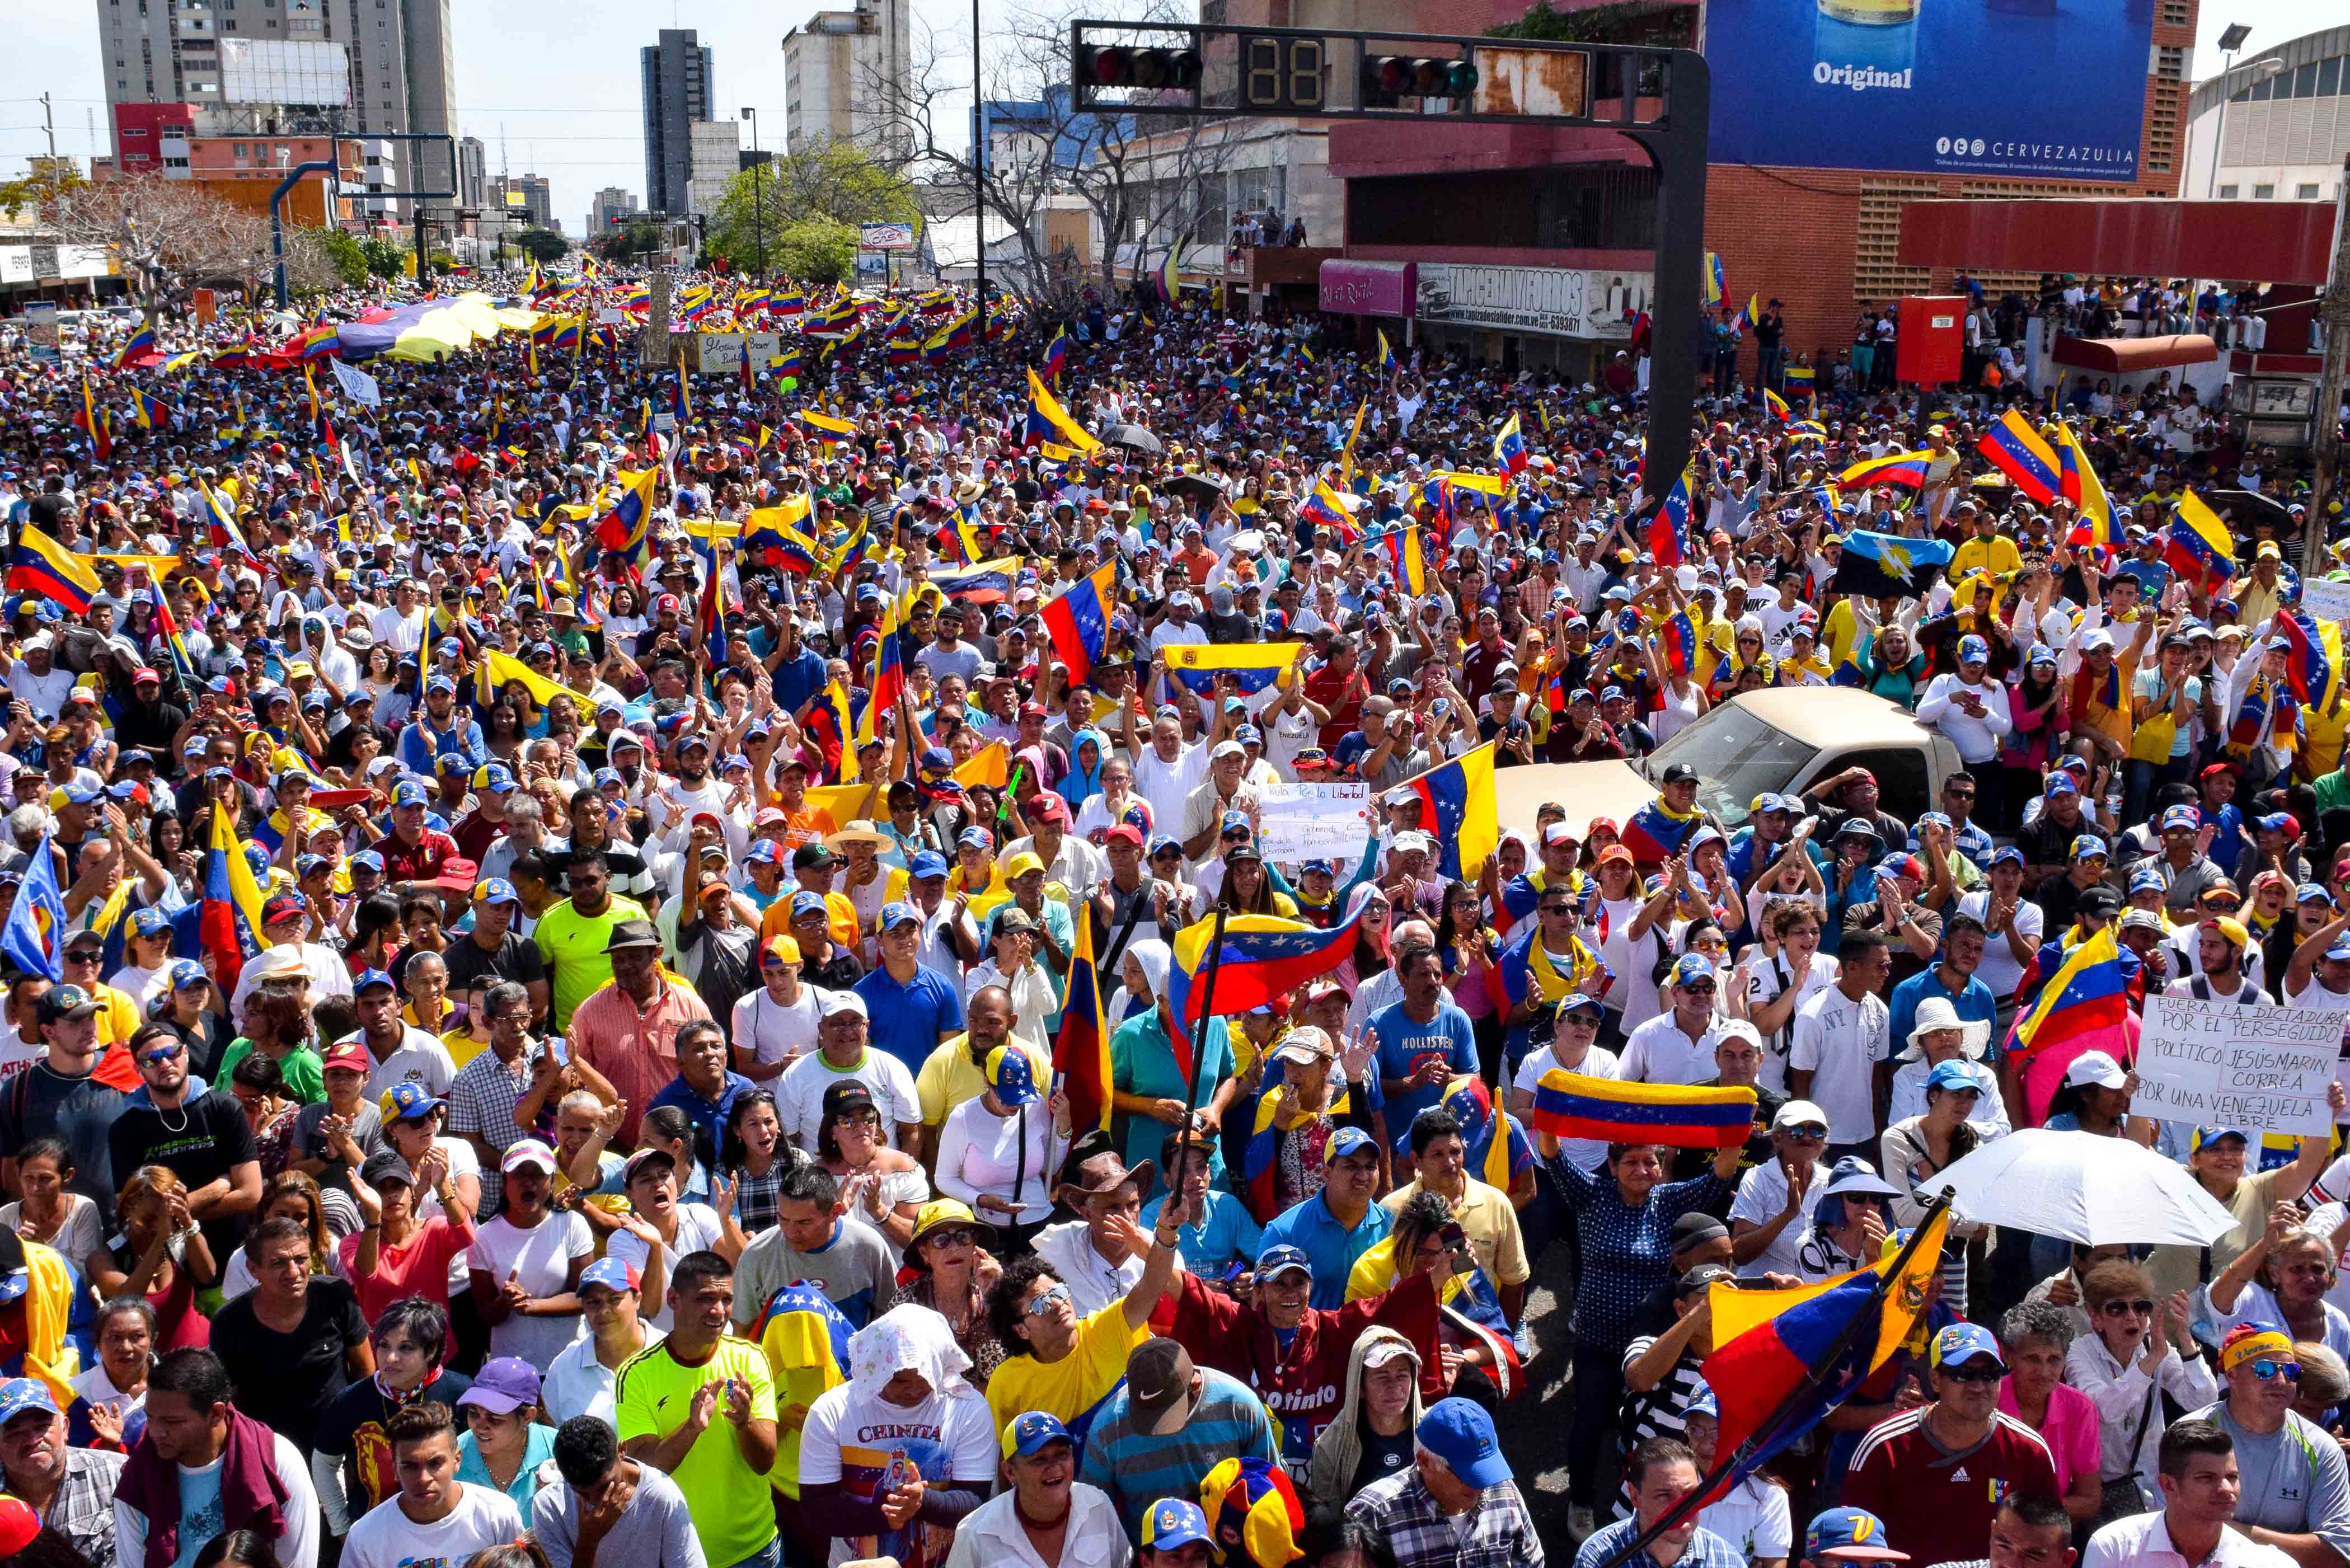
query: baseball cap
[
  {"left": 35, "top": 985, "right": 101, "bottom": 1025},
  {"left": 318, "top": 1040, "right": 371, "bottom": 1075},
  {"left": 457, "top": 1356, "right": 542, "bottom": 1415},
  {"left": 379, "top": 1082, "right": 445, "bottom": 1122},
  {"left": 879, "top": 900, "right": 921, "bottom": 932},
  {"left": 1126, "top": 1338, "right": 1200, "bottom": 1434},
  {"left": 501, "top": 1138, "right": 559, "bottom": 1175},
  {"left": 986, "top": 1044, "right": 1041, "bottom": 1107},
  {"left": 1805, "top": 1507, "right": 1909, "bottom": 1562},
  {"left": 2063, "top": 1049, "right": 2127, "bottom": 1090},
  {"left": 1142, "top": 1499, "right": 1211, "bottom": 1552},
  {"left": 2070, "top": 834, "right": 2109, "bottom": 862},
  {"left": 1326, "top": 1126, "right": 1376, "bottom": 1163},
  {"left": 353, "top": 968, "right": 397, "bottom": 996},
  {"left": 1254, "top": 1244, "right": 1314, "bottom": 1283},
  {"left": 1002, "top": 1410, "right": 1074, "bottom": 1459},
  {"left": 475, "top": 877, "right": 519, "bottom": 907},
  {"left": 579, "top": 1256, "right": 640, "bottom": 1296},
  {"left": 1417, "top": 1397, "right": 1512, "bottom": 1487},
  {"left": 0, "top": 1375, "right": 62, "bottom": 1426},
  {"left": 1924, "top": 1060, "right": 1980, "bottom": 1096},
  {"left": 1931, "top": 1321, "right": 2006, "bottom": 1371}
]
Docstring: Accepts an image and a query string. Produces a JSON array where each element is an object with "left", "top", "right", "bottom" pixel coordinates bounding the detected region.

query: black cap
[
  {"left": 1672, "top": 1212, "right": 1730, "bottom": 1255},
  {"left": 1660, "top": 763, "right": 1701, "bottom": 786},
  {"left": 360, "top": 1150, "right": 412, "bottom": 1188},
  {"left": 2079, "top": 885, "right": 2123, "bottom": 918}
]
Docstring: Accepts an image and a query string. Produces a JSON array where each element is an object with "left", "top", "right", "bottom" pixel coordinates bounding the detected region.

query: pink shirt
[
  {"left": 336, "top": 1213, "right": 476, "bottom": 1323},
  {"left": 569, "top": 977, "right": 714, "bottom": 1146},
  {"left": 2000, "top": 1378, "right": 2102, "bottom": 1492}
]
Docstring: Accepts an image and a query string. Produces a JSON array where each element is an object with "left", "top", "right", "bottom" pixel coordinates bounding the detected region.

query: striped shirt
[{"left": 1077, "top": 1366, "right": 1278, "bottom": 1539}]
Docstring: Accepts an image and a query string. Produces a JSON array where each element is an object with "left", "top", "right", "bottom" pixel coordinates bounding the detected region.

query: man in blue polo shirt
[
  {"left": 1885, "top": 911, "right": 1997, "bottom": 1051},
  {"left": 1254, "top": 1128, "right": 1391, "bottom": 1310},
  {"left": 1367, "top": 942, "right": 1479, "bottom": 1135},
  {"left": 852, "top": 900, "right": 965, "bottom": 1073}
]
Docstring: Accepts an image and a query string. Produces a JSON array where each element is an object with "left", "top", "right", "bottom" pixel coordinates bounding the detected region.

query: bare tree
[
  {"left": 866, "top": 0, "right": 1236, "bottom": 316},
  {"left": 40, "top": 174, "right": 267, "bottom": 304}
]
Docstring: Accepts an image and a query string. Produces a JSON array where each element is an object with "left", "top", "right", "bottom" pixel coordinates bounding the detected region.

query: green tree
[
  {"left": 767, "top": 219, "right": 860, "bottom": 285},
  {"left": 514, "top": 227, "right": 569, "bottom": 264},
  {"left": 359, "top": 236, "right": 408, "bottom": 279},
  {"left": 704, "top": 138, "right": 916, "bottom": 275},
  {"left": 308, "top": 227, "right": 370, "bottom": 288}
]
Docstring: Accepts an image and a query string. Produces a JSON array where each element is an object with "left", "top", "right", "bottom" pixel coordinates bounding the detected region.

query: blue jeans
[{"left": 724, "top": 1535, "right": 784, "bottom": 1568}]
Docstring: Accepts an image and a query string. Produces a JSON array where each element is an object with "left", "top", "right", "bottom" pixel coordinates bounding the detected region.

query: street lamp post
[
  {"left": 743, "top": 106, "right": 766, "bottom": 279},
  {"left": 2206, "top": 24, "right": 2250, "bottom": 199},
  {"left": 973, "top": 0, "right": 986, "bottom": 327}
]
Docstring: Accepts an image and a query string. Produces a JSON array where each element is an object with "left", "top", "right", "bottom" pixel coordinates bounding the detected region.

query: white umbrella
[{"left": 1915, "top": 1128, "right": 2237, "bottom": 1247}]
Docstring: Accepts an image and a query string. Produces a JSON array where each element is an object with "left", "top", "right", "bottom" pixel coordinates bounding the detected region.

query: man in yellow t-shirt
[
  {"left": 983, "top": 1189, "right": 1186, "bottom": 1444},
  {"left": 1948, "top": 505, "right": 2021, "bottom": 584},
  {"left": 534, "top": 853, "right": 650, "bottom": 1030},
  {"left": 616, "top": 1250, "right": 781, "bottom": 1568},
  {"left": 913, "top": 988, "right": 1048, "bottom": 1154}
]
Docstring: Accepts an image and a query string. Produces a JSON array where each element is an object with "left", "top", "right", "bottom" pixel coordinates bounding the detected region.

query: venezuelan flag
[
  {"left": 112, "top": 326, "right": 156, "bottom": 369},
  {"left": 1242, "top": 1082, "right": 1358, "bottom": 1220},
  {"left": 1166, "top": 909, "right": 1367, "bottom": 1083},
  {"left": 1370, "top": 525, "right": 1427, "bottom": 596},
  {"left": 1165, "top": 642, "right": 1305, "bottom": 698},
  {"left": 2165, "top": 490, "right": 2238, "bottom": 591},
  {"left": 1494, "top": 412, "right": 1528, "bottom": 475},
  {"left": 1400, "top": 742, "right": 1499, "bottom": 880},
  {"left": 129, "top": 388, "right": 171, "bottom": 431},
  {"left": 594, "top": 468, "right": 658, "bottom": 558},
  {"left": 1702, "top": 1209, "right": 1952, "bottom": 1505},
  {"left": 2272, "top": 609, "right": 2336, "bottom": 706},
  {"left": 1339, "top": 401, "right": 1369, "bottom": 485},
  {"left": 1054, "top": 906, "right": 1114, "bottom": 1134},
  {"left": 1300, "top": 478, "right": 1363, "bottom": 540},
  {"left": 1378, "top": 329, "right": 1396, "bottom": 371},
  {"left": 1663, "top": 605, "right": 1702, "bottom": 677},
  {"left": 1434, "top": 470, "right": 1509, "bottom": 497},
  {"left": 812, "top": 680, "right": 858, "bottom": 782},
  {"left": 1704, "top": 251, "right": 1724, "bottom": 306},
  {"left": 862, "top": 599, "right": 906, "bottom": 736},
  {"left": 2056, "top": 421, "right": 2118, "bottom": 552},
  {"left": 798, "top": 409, "right": 855, "bottom": 444},
  {"left": 185, "top": 806, "right": 272, "bottom": 994},
  {"left": 2011, "top": 927, "right": 2129, "bottom": 1066},
  {"left": 1651, "top": 463, "right": 1695, "bottom": 569},
  {"left": 1026, "top": 369, "right": 1101, "bottom": 454},
  {"left": 772, "top": 287, "right": 806, "bottom": 317},
  {"left": 1438, "top": 1076, "right": 1526, "bottom": 1191},
  {"left": 1835, "top": 450, "right": 1932, "bottom": 489},
  {"left": 78, "top": 377, "right": 110, "bottom": 462},
  {"left": 7, "top": 528, "right": 102, "bottom": 614},
  {"left": 1528, "top": 1071, "right": 1757, "bottom": 1148},
  {"left": 157, "top": 350, "right": 203, "bottom": 375},
  {"left": 928, "top": 556, "right": 1022, "bottom": 604},
  {"left": 1621, "top": 796, "right": 1706, "bottom": 865},
  {"left": 670, "top": 362, "right": 692, "bottom": 427},
  {"left": 1975, "top": 410, "right": 2062, "bottom": 506},
  {"left": 1763, "top": 387, "right": 1791, "bottom": 421},
  {"left": 1040, "top": 327, "right": 1068, "bottom": 382},
  {"left": 1042, "top": 562, "right": 1117, "bottom": 686}
]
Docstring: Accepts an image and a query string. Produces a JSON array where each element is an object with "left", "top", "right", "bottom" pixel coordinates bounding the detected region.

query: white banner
[
  {"left": 2128, "top": 993, "right": 2343, "bottom": 1138},
  {"left": 1255, "top": 781, "right": 1373, "bottom": 863},
  {"left": 2302, "top": 577, "right": 2350, "bottom": 628},
  {"left": 330, "top": 358, "right": 381, "bottom": 407}
]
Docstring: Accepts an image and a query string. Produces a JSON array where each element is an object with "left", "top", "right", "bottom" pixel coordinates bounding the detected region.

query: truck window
[{"left": 1825, "top": 747, "right": 1933, "bottom": 827}]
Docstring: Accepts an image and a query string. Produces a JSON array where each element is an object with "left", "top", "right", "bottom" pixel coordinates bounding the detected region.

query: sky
[{"left": 4, "top": 0, "right": 2343, "bottom": 233}]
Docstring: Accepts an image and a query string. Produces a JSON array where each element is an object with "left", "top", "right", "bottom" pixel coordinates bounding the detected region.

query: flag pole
[
  {"left": 1596, "top": 1193, "right": 1954, "bottom": 1568},
  {"left": 1169, "top": 908, "right": 1230, "bottom": 1196}
]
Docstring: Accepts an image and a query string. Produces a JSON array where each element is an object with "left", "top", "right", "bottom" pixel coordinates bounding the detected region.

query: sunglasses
[
  {"left": 2245, "top": 1359, "right": 2301, "bottom": 1382},
  {"left": 140, "top": 1045, "right": 185, "bottom": 1065},
  {"left": 1022, "top": 1283, "right": 1071, "bottom": 1318},
  {"left": 2099, "top": 1298, "right": 2155, "bottom": 1316},
  {"left": 1783, "top": 1123, "right": 1828, "bottom": 1139},
  {"left": 925, "top": 1227, "right": 978, "bottom": 1249},
  {"left": 1939, "top": 1362, "right": 2006, "bottom": 1383},
  {"left": 2203, "top": 898, "right": 2243, "bottom": 912}
]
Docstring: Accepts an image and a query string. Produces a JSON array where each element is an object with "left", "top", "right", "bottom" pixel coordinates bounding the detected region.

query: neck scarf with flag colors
[
  {"left": 1493, "top": 916, "right": 1602, "bottom": 1016},
  {"left": 1621, "top": 794, "right": 1705, "bottom": 863},
  {"left": 1242, "top": 1080, "right": 1356, "bottom": 1219},
  {"left": 1527, "top": 1072, "right": 1756, "bottom": 1147},
  {"left": 1700, "top": 1208, "right": 1952, "bottom": 1507}
]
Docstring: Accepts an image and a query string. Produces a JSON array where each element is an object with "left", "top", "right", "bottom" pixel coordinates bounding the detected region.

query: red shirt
[
  {"left": 1844, "top": 1406, "right": 2059, "bottom": 1555},
  {"left": 1305, "top": 666, "right": 1366, "bottom": 751},
  {"left": 377, "top": 827, "right": 458, "bottom": 885},
  {"left": 336, "top": 1213, "right": 477, "bottom": 1321}
]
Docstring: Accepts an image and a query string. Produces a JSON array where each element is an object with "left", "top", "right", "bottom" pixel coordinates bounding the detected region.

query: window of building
[
  {"left": 2297, "top": 182, "right": 2320, "bottom": 198},
  {"left": 2292, "top": 62, "right": 2317, "bottom": 97},
  {"left": 2320, "top": 58, "right": 2341, "bottom": 96},
  {"left": 233, "top": 141, "right": 246, "bottom": 156},
  {"left": 2253, "top": 182, "right": 2274, "bottom": 198},
  {"left": 2160, "top": 0, "right": 2189, "bottom": 24},
  {"left": 2250, "top": 73, "right": 2273, "bottom": 100}
]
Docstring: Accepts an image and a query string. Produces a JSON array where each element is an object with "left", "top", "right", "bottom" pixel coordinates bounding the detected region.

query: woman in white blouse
[
  {"left": 933, "top": 1044, "right": 1072, "bottom": 1254},
  {"left": 2062, "top": 1257, "right": 2215, "bottom": 1514}
]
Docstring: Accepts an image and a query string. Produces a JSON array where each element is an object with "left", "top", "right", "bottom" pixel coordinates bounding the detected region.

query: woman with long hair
[
  {"left": 1846, "top": 622, "right": 1927, "bottom": 709},
  {"left": 1213, "top": 843, "right": 1294, "bottom": 917},
  {"left": 718, "top": 1088, "right": 799, "bottom": 1238},
  {"left": 816, "top": 1079, "right": 928, "bottom": 1258},
  {"left": 1432, "top": 878, "right": 1503, "bottom": 1076},
  {"left": 227, "top": 1051, "right": 306, "bottom": 1179},
  {"left": 1333, "top": 884, "right": 1394, "bottom": 1000},
  {"left": 88, "top": 1166, "right": 216, "bottom": 1351}
]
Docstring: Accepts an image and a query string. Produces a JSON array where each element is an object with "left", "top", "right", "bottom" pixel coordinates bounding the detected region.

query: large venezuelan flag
[
  {"left": 1528, "top": 1071, "right": 1756, "bottom": 1148},
  {"left": 1975, "top": 410, "right": 2063, "bottom": 506},
  {"left": 1369, "top": 525, "right": 1427, "bottom": 596},
  {"left": 1400, "top": 743, "right": 1499, "bottom": 880},
  {"left": 1054, "top": 906, "right": 1114, "bottom": 1133},
  {"left": 1835, "top": 450, "right": 1932, "bottom": 489},
  {"left": 1026, "top": 369, "right": 1102, "bottom": 454},
  {"left": 1620, "top": 796, "right": 1705, "bottom": 865},
  {"left": 1166, "top": 910, "right": 1366, "bottom": 1082},
  {"left": 1701, "top": 1209, "right": 1951, "bottom": 1504},
  {"left": 2164, "top": 490, "right": 2238, "bottom": 591},
  {"left": 2272, "top": 609, "right": 2337, "bottom": 707},
  {"left": 187, "top": 806, "right": 272, "bottom": 994},
  {"left": 6, "top": 528, "right": 102, "bottom": 614},
  {"left": 594, "top": 468, "right": 658, "bottom": 558},
  {"left": 2007, "top": 927, "right": 2130, "bottom": 1121},
  {"left": 2056, "top": 421, "right": 2119, "bottom": 551},
  {"left": 1165, "top": 642, "right": 1304, "bottom": 698}
]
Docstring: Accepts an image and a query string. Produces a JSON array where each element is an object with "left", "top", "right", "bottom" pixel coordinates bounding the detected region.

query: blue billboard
[{"left": 1704, "top": 0, "right": 2155, "bottom": 181}]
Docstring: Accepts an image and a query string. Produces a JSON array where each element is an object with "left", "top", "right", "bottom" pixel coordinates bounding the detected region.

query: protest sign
[
  {"left": 2302, "top": 576, "right": 2350, "bottom": 628},
  {"left": 2128, "top": 993, "right": 2342, "bottom": 1138},
  {"left": 1255, "top": 781, "right": 1373, "bottom": 863}
]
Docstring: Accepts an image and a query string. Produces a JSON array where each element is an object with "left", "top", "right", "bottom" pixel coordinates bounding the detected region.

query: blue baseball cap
[
  {"left": 1924, "top": 1060, "right": 1979, "bottom": 1096},
  {"left": 425, "top": 673, "right": 456, "bottom": 694},
  {"left": 956, "top": 826, "right": 993, "bottom": 850},
  {"left": 986, "top": 1044, "right": 1041, "bottom": 1106},
  {"left": 392, "top": 781, "right": 429, "bottom": 807},
  {"left": 1957, "top": 635, "right": 1989, "bottom": 664},
  {"left": 1416, "top": 1397, "right": 1512, "bottom": 1487},
  {"left": 1671, "top": 953, "right": 1716, "bottom": 988},
  {"left": 2160, "top": 804, "right": 2200, "bottom": 832},
  {"left": 475, "top": 878, "right": 519, "bottom": 907},
  {"left": 1682, "top": 1380, "right": 1719, "bottom": 1420},
  {"left": 350, "top": 849, "right": 385, "bottom": 872},
  {"left": 2044, "top": 773, "right": 2077, "bottom": 797},
  {"left": 475, "top": 764, "right": 516, "bottom": 793},
  {"left": 1805, "top": 1506, "right": 1908, "bottom": 1561},
  {"left": 379, "top": 1082, "right": 446, "bottom": 1123},
  {"left": 1143, "top": 1499, "right": 1211, "bottom": 1552},
  {"left": 745, "top": 838, "right": 781, "bottom": 865},
  {"left": 1326, "top": 1126, "right": 1377, "bottom": 1163},
  {"left": 167, "top": 959, "right": 208, "bottom": 992},
  {"left": 0, "top": 1376, "right": 61, "bottom": 1421},
  {"left": 579, "top": 1256, "right": 640, "bottom": 1295},
  {"left": 1930, "top": 1321, "right": 2005, "bottom": 1371},
  {"left": 1254, "top": 1244, "right": 1314, "bottom": 1282},
  {"left": 790, "top": 890, "right": 829, "bottom": 919},
  {"left": 2127, "top": 866, "right": 2165, "bottom": 895},
  {"left": 2194, "top": 1126, "right": 2255, "bottom": 1151},
  {"left": 908, "top": 850, "right": 949, "bottom": 880},
  {"left": 2300, "top": 882, "right": 2337, "bottom": 905},
  {"left": 1002, "top": 1410, "right": 1074, "bottom": 1459},
  {"left": 354, "top": 968, "right": 398, "bottom": 996},
  {"left": 2070, "top": 834, "right": 2109, "bottom": 862},
  {"left": 879, "top": 900, "right": 921, "bottom": 932},
  {"left": 1990, "top": 845, "right": 2025, "bottom": 870},
  {"left": 128, "top": 907, "right": 171, "bottom": 937}
]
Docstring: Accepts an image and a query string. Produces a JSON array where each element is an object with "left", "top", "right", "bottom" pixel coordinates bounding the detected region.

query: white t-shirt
[
  {"left": 1698, "top": 1475, "right": 1794, "bottom": 1564},
  {"left": 115, "top": 1430, "right": 321, "bottom": 1568},
  {"left": 778, "top": 1049, "right": 922, "bottom": 1152},
  {"left": 1739, "top": 952, "right": 1840, "bottom": 1097},
  {"left": 1128, "top": 741, "right": 1208, "bottom": 839},
  {"left": 1514, "top": 1044, "right": 1621, "bottom": 1172},
  {"left": 343, "top": 1027, "right": 458, "bottom": 1105},
  {"left": 731, "top": 985, "right": 827, "bottom": 1069},
  {"left": 1790, "top": 986, "right": 1891, "bottom": 1146},
  {"left": 797, "top": 1377, "right": 1000, "bottom": 1568},
  {"left": 466, "top": 1209, "right": 594, "bottom": 1367},
  {"left": 604, "top": 1204, "right": 726, "bottom": 1332},
  {"left": 1955, "top": 891, "right": 2044, "bottom": 1004},
  {"left": 341, "top": 1482, "right": 524, "bottom": 1568}
]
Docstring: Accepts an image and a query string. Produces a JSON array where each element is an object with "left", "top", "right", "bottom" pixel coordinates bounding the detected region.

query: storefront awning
[{"left": 2051, "top": 334, "right": 2218, "bottom": 374}]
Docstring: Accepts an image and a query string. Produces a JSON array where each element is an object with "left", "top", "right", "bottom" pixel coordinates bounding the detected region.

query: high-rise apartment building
[
  {"left": 456, "top": 135, "right": 487, "bottom": 212},
  {"left": 780, "top": 0, "right": 911, "bottom": 161},
  {"left": 687, "top": 120, "right": 742, "bottom": 219},
  {"left": 488, "top": 173, "right": 555, "bottom": 231},
  {"left": 90, "top": 0, "right": 457, "bottom": 218},
  {"left": 640, "top": 29, "right": 712, "bottom": 217},
  {"left": 589, "top": 186, "right": 641, "bottom": 237}
]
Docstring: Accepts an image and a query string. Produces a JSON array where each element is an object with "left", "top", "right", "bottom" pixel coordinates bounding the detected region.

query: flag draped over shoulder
[
  {"left": 1054, "top": 910, "right": 1114, "bottom": 1134},
  {"left": 1399, "top": 743, "right": 1499, "bottom": 880},
  {"left": 1830, "top": 530, "right": 1956, "bottom": 600},
  {"left": 1620, "top": 795, "right": 1705, "bottom": 864},
  {"left": 1528, "top": 1072, "right": 1756, "bottom": 1148},
  {"left": 1699, "top": 1209, "right": 1952, "bottom": 1506}
]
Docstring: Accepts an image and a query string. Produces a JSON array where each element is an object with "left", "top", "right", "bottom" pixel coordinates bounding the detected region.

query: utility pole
[
  {"left": 972, "top": 0, "right": 985, "bottom": 320},
  {"left": 2305, "top": 154, "right": 2350, "bottom": 576},
  {"left": 39, "top": 92, "right": 55, "bottom": 161}
]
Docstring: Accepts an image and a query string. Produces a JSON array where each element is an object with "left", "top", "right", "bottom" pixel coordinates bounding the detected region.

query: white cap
[
  {"left": 1772, "top": 1099, "right": 1829, "bottom": 1130},
  {"left": 820, "top": 990, "right": 869, "bottom": 1021},
  {"left": 2063, "top": 1050, "right": 2127, "bottom": 1090}
]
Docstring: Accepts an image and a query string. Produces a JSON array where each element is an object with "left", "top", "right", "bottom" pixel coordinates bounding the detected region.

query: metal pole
[
  {"left": 1171, "top": 909, "right": 1230, "bottom": 1196},
  {"left": 973, "top": 0, "right": 986, "bottom": 320},
  {"left": 1635, "top": 49, "right": 1711, "bottom": 514},
  {"left": 2302, "top": 154, "right": 2350, "bottom": 578},
  {"left": 2206, "top": 49, "right": 2235, "bottom": 200},
  {"left": 269, "top": 157, "right": 340, "bottom": 308},
  {"left": 745, "top": 108, "right": 766, "bottom": 280}
]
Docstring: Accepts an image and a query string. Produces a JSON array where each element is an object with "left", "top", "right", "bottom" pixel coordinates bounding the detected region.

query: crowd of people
[{"left": 0, "top": 255, "right": 2344, "bottom": 1568}]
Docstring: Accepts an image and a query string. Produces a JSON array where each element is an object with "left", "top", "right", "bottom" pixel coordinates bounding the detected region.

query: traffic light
[
  {"left": 1080, "top": 44, "right": 1203, "bottom": 92},
  {"left": 1362, "top": 53, "right": 1478, "bottom": 108}
]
